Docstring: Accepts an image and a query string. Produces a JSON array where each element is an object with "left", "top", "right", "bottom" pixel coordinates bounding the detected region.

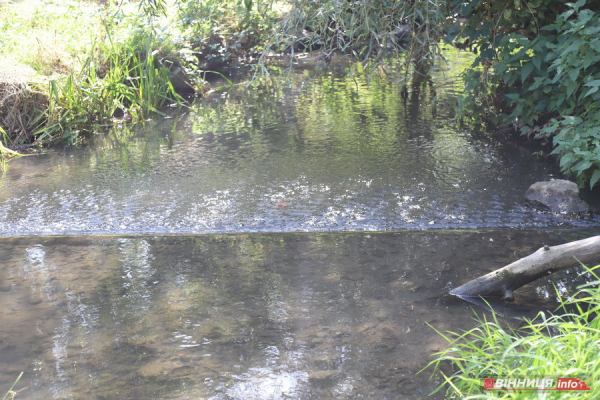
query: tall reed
[
  {"left": 2, "top": 371, "right": 23, "bottom": 400},
  {"left": 37, "top": 28, "right": 183, "bottom": 144}
]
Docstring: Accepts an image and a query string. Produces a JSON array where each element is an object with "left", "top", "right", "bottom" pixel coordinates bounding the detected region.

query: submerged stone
[{"left": 525, "top": 180, "right": 592, "bottom": 214}]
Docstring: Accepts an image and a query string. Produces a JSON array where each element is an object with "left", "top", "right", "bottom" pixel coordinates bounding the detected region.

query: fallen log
[{"left": 450, "top": 235, "right": 600, "bottom": 300}]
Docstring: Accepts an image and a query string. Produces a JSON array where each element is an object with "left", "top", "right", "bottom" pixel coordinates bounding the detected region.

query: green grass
[
  {"left": 426, "top": 266, "right": 600, "bottom": 399},
  {"left": 37, "top": 29, "right": 184, "bottom": 144},
  {"left": 0, "top": 0, "right": 186, "bottom": 147},
  {"left": 0, "top": 0, "right": 104, "bottom": 76}
]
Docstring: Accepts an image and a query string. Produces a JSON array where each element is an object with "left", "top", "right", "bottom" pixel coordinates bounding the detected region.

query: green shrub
[
  {"left": 498, "top": 1, "right": 600, "bottom": 188},
  {"left": 450, "top": 0, "right": 600, "bottom": 188}
]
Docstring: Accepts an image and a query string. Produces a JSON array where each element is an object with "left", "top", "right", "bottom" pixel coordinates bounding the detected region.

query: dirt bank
[{"left": 0, "top": 59, "right": 47, "bottom": 146}]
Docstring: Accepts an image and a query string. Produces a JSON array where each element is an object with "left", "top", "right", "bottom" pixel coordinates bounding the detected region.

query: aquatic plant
[
  {"left": 426, "top": 266, "right": 600, "bottom": 399},
  {"left": 2, "top": 372, "right": 23, "bottom": 400},
  {"left": 0, "top": 126, "right": 23, "bottom": 171}
]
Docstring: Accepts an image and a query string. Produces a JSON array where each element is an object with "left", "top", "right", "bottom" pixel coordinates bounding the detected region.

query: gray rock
[
  {"left": 159, "top": 55, "right": 194, "bottom": 95},
  {"left": 525, "top": 180, "right": 591, "bottom": 213}
]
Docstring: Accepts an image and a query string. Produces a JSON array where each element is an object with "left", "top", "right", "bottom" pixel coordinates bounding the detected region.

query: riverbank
[
  {"left": 0, "top": 0, "right": 283, "bottom": 154},
  {"left": 0, "top": 59, "right": 45, "bottom": 146},
  {"left": 0, "top": 0, "right": 199, "bottom": 152}
]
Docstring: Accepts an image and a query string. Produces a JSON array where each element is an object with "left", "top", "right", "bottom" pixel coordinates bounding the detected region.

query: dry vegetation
[
  {"left": 0, "top": 61, "right": 47, "bottom": 145},
  {"left": 0, "top": 0, "right": 106, "bottom": 147}
]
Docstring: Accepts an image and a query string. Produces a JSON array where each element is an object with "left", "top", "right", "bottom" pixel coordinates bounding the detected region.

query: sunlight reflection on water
[
  {"left": 0, "top": 231, "right": 595, "bottom": 399},
  {"left": 2, "top": 56, "right": 598, "bottom": 235}
]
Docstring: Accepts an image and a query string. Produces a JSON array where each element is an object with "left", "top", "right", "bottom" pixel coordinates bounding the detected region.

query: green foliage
[
  {"left": 38, "top": 26, "right": 183, "bottom": 145},
  {"left": 450, "top": 0, "right": 600, "bottom": 188},
  {"left": 427, "top": 266, "right": 600, "bottom": 399},
  {"left": 533, "top": 6, "right": 600, "bottom": 188},
  {"left": 173, "top": 0, "right": 277, "bottom": 70},
  {"left": 0, "top": 1, "right": 189, "bottom": 147},
  {"left": 262, "top": 0, "right": 447, "bottom": 76},
  {"left": 0, "top": 0, "right": 104, "bottom": 75},
  {"left": 138, "top": 0, "right": 168, "bottom": 17}
]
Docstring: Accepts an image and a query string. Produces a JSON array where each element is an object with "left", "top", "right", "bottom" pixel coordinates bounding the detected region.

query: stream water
[
  {"left": 3, "top": 55, "right": 600, "bottom": 235},
  {"left": 0, "top": 230, "right": 596, "bottom": 400},
  {"left": 1, "top": 52, "right": 599, "bottom": 399}
]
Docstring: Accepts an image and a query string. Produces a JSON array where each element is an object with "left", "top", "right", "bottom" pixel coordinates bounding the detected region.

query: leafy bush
[
  {"left": 139, "top": 0, "right": 277, "bottom": 74},
  {"left": 500, "top": 1, "right": 600, "bottom": 188},
  {"left": 450, "top": 0, "right": 600, "bottom": 188}
]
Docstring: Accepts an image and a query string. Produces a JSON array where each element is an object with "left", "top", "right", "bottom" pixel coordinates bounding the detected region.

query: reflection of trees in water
[
  {"left": 188, "top": 59, "right": 471, "bottom": 151},
  {"left": 52, "top": 54, "right": 475, "bottom": 188},
  {"left": 2, "top": 231, "right": 597, "bottom": 398},
  {"left": 16, "top": 51, "right": 476, "bottom": 204}
]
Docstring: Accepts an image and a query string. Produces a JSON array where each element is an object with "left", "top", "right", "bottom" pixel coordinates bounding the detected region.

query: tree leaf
[
  {"left": 521, "top": 62, "right": 534, "bottom": 83},
  {"left": 560, "top": 40, "right": 575, "bottom": 53},
  {"left": 529, "top": 77, "right": 545, "bottom": 90},
  {"left": 495, "top": 62, "right": 508, "bottom": 74},
  {"left": 532, "top": 55, "right": 542, "bottom": 70},
  {"left": 568, "top": 68, "right": 580, "bottom": 82},
  {"left": 582, "top": 51, "right": 598, "bottom": 69},
  {"left": 590, "top": 169, "right": 600, "bottom": 189},
  {"left": 572, "top": 159, "right": 593, "bottom": 173},
  {"left": 559, "top": 153, "right": 577, "bottom": 168},
  {"left": 584, "top": 86, "right": 599, "bottom": 98},
  {"left": 566, "top": 80, "right": 579, "bottom": 98}
]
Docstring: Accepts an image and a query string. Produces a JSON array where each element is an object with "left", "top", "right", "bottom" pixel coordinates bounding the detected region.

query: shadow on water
[{"left": 0, "top": 229, "right": 597, "bottom": 399}]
